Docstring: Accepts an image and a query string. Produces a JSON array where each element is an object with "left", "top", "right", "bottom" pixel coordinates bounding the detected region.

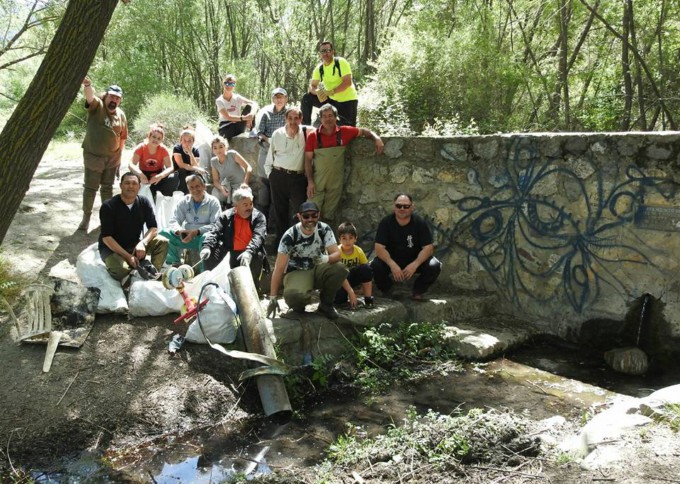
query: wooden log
[{"left": 228, "top": 266, "right": 291, "bottom": 416}]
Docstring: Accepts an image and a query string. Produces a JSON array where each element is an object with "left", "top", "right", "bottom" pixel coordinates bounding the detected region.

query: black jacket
[{"left": 202, "top": 207, "right": 267, "bottom": 262}]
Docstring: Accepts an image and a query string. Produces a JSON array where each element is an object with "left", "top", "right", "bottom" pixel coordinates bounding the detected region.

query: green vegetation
[
  {"left": 355, "top": 321, "right": 460, "bottom": 393},
  {"left": 316, "top": 406, "right": 540, "bottom": 481},
  {"left": 131, "top": 91, "right": 211, "bottom": 143},
  {"left": 3, "top": 1, "right": 680, "bottom": 137},
  {"left": 652, "top": 403, "right": 680, "bottom": 432}
]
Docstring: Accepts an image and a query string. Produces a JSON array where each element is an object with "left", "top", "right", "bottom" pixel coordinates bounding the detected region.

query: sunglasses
[
  {"left": 395, "top": 204, "right": 412, "bottom": 209},
  {"left": 224, "top": 81, "right": 236, "bottom": 86},
  {"left": 319, "top": 49, "right": 332, "bottom": 54},
  {"left": 301, "top": 212, "right": 320, "bottom": 219}
]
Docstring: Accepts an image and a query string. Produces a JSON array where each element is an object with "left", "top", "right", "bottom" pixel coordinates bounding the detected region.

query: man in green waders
[{"left": 304, "top": 104, "right": 383, "bottom": 224}]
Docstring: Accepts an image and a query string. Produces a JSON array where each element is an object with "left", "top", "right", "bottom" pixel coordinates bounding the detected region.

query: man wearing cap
[
  {"left": 252, "top": 87, "right": 288, "bottom": 217},
  {"left": 305, "top": 103, "right": 383, "bottom": 224},
  {"left": 79, "top": 77, "right": 128, "bottom": 231},
  {"left": 267, "top": 201, "right": 348, "bottom": 320},
  {"left": 301, "top": 41, "right": 359, "bottom": 126},
  {"left": 265, "top": 107, "right": 311, "bottom": 247}
]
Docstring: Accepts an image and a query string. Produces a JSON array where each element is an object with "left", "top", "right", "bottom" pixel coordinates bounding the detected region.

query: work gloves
[
  {"left": 237, "top": 252, "right": 252, "bottom": 267},
  {"left": 266, "top": 296, "right": 281, "bottom": 318}
]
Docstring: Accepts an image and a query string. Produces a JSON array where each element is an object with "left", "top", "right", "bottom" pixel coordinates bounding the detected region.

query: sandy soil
[{"left": 0, "top": 142, "right": 679, "bottom": 482}]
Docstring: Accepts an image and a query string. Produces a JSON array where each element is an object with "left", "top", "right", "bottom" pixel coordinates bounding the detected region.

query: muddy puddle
[{"left": 33, "top": 345, "right": 668, "bottom": 483}]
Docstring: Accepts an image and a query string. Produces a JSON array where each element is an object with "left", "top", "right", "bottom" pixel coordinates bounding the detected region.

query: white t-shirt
[{"left": 216, "top": 93, "right": 247, "bottom": 123}]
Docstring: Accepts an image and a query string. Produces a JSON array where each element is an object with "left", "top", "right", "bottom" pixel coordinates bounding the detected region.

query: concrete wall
[{"left": 231, "top": 133, "right": 680, "bottom": 355}]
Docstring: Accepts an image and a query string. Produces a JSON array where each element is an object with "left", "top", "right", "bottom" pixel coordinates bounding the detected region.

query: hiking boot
[
  {"left": 137, "top": 259, "right": 160, "bottom": 281},
  {"left": 77, "top": 212, "right": 91, "bottom": 231},
  {"left": 316, "top": 302, "right": 339, "bottom": 320}
]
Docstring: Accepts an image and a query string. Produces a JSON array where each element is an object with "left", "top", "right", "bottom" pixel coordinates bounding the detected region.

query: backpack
[{"left": 319, "top": 57, "right": 341, "bottom": 82}]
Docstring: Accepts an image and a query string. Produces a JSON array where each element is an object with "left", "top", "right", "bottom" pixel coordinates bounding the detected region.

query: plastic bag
[
  {"left": 185, "top": 284, "right": 237, "bottom": 344},
  {"left": 127, "top": 255, "right": 232, "bottom": 317},
  {"left": 138, "top": 184, "right": 154, "bottom": 208},
  {"left": 154, "top": 191, "right": 184, "bottom": 230},
  {"left": 76, "top": 243, "right": 128, "bottom": 314}
]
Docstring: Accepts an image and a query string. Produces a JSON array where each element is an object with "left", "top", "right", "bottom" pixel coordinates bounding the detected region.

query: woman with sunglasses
[{"left": 216, "top": 74, "right": 257, "bottom": 140}]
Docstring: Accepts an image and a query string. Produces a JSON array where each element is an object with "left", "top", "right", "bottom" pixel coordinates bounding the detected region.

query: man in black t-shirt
[
  {"left": 99, "top": 172, "right": 168, "bottom": 282},
  {"left": 370, "top": 193, "right": 442, "bottom": 300}
]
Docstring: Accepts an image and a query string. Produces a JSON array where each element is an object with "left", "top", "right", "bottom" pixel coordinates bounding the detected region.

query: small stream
[{"left": 34, "top": 340, "right": 679, "bottom": 483}]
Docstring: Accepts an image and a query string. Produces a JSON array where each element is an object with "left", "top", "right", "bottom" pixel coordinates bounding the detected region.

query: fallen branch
[{"left": 56, "top": 370, "right": 79, "bottom": 406}]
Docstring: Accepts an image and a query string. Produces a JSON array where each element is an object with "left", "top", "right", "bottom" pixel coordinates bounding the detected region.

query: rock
[{"left": 604, "top": 347, "right": 649, "bottom": 375}]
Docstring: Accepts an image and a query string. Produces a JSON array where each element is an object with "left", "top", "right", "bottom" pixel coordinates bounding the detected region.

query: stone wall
[{"left": 231, "top": 133, "right": 680, "bottom": 357}]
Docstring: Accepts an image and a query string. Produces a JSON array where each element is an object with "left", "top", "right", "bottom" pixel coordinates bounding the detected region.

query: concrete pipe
[{"left": 228, "top": 266, "right": 292, "bottom": 416}]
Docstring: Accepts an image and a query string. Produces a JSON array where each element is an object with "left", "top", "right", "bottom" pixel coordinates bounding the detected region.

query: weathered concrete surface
[
  {"left": 445, "top": 314, "right": 542, "bottom": 360},
  {"left": 259, "top": 292, "right": 536, "bottom": 363},
  {"left": 234, "top": 132, "right": 680, "bottom": 361}
]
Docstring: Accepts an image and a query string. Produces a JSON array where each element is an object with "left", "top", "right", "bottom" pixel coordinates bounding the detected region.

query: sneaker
[
  {"left": 168, "top": 334, "right": 185, "bottom": 354},
  {"left": 364, "top": 296, "right": 374, "bottom": 308},
  {"left": 317, "top": 302, "right": 339, "bottom": 320},
  {"left": 137, "top": 259, "right": 160, "bottom": 281}
]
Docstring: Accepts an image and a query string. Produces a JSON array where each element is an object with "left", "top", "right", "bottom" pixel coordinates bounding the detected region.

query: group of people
[{"left": 79, "top": 41, "right": 441, "bottom": 315}]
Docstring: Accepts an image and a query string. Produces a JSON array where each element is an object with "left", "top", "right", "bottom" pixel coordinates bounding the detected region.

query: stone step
[
  {"left": 260, "top": 292, "right": 509, "bottom": 365},
  {"left": 444, "top": 314, "right": 542, "bottom": 361}
]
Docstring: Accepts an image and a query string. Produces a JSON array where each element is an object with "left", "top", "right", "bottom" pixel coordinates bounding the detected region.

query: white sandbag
[
  {"left": 127, "top": 255, "right": 232, "bottom": 317},
  {"left": 195, "top": 120, "right": 214, "bottom": 180},
  {"left": 76, "top": 243, "right": 128, "bottom": 314},
  {"left": 139, "top": 184, "right": 154, "bottom": 208},
  {"left": 154, "top": 191, "right": 184, "bottom": 230},
  {"left": 128, "top": 279, "right": 184, "bottom": 317},
  {"left": 185, "top": 284, "right": 237, "bottom": 344}
]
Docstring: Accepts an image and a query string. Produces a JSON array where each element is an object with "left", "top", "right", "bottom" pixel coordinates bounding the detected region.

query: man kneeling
[
  {"left": 268, "top": 201, "right": 347, "bottom": 320},
  {"left": 98, "top": 172, "right": 168, "bottom": 282}
]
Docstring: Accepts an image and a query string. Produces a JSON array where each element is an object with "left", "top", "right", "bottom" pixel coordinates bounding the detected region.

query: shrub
[{"left": 131, "top": 91, "right": 210, "bottom": 144}]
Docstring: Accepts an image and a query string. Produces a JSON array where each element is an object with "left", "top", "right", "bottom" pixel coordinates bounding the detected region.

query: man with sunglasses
[
  {"left": 301, "top": 41, "right": 359, "bottom": 127},
  {"left": 371, "top": 194, "right": 442, "bottom": 300},
  {"left": 267, "top": 201, "right": 348, "bottom": 320}
]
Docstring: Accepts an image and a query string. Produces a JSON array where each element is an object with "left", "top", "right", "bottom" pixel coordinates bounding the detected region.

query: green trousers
[{"left": 283, "top": 262, "right": 348, "bottom": 311}]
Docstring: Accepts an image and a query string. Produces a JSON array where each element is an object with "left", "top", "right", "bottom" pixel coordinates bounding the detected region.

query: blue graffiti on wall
[{"left": 448, "top": 139, "right": 678, "bottom": 312}]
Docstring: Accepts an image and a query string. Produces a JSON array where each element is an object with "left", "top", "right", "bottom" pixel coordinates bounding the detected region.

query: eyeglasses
[
  {"left": 319, "top": 49, "right": 332, "bottom": 54},
  {"left": 301, "top": 212, "right": 320, "bottom": 219},
  {"left": 395, "top": 204, "right": 412, "bottom": 209},
  {"left": 224, "top": 81, "right": 236, "bottom": 86}
]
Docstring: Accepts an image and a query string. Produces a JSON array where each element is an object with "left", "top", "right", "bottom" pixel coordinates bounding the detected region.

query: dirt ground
[{"left": 0, "top": 142, "right": 679, "bottom": 482}]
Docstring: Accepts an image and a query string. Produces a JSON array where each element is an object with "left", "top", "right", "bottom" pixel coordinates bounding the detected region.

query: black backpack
[{"left": 319, "top": 57, "right": 342, "bottom": 82}]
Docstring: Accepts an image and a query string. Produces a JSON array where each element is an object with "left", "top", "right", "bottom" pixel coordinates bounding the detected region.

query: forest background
[{"left": 1, "top": 0, "right": 679, "bottom": 142}]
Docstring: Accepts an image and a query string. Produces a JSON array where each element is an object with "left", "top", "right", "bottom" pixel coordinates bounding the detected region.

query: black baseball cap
[{"left": 298, "top": 201, "right": 320, "bottom": 213}]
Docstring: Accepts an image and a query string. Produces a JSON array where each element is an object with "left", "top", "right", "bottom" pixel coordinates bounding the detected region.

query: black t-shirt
[
  {"left": 172, "top": 143, "right": 200, "bottom": 171},
  {"left": 374, "top": 213, "right": 433, "bottom": 267},
  {"left": 98, "top": 195, "right": 157, "bottom": 258}
]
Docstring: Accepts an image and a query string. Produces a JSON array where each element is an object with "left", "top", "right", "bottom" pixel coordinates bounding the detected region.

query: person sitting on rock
[
  {"left": 370, "top": 193, "right": 441, "bottom": 300},
  {"left": 98, "top": 172, "right": 168, "bottom": 283},
  {"left": 200, "top": 186, "right": 268, "bottom": 290},
  {"left": 267, "top": 201, "right": 348, "bottom": 320},
  {"left": 335, "top": 221, "right": 374, "bottom": 309}
]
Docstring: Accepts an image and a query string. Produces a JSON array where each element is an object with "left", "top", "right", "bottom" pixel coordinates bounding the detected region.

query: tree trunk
[{"left": 0, "top": 0, "right": 120, "bottom": 247}]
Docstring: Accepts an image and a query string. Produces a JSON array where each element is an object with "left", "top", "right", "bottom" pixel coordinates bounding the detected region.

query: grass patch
[
  {"left": 355, "top": 321, "right": 462, "bottom": 393},
  {"left": 310, "top": 407, "right": 540, "bottom": 482}
]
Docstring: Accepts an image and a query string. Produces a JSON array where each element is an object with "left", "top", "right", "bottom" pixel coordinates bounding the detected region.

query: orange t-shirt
[
  {"left": 233, "top": 215, "right": 252, "bottom": 251},
  {"left": 134, "top": 142, "right": 169, "bottom": 175}
]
